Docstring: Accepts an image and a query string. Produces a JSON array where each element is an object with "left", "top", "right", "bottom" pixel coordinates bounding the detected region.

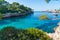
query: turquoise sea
[{"left": 0, "top": 11, "right": 60, "bottom": 33}]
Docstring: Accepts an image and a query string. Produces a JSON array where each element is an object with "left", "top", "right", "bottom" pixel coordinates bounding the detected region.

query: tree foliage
[
  {"left": 45, "top": 0, "right": 51, "bottom": 3},
  {"left": 0, "top": 1, "right": 33, "bottom": 14},
  {"left": 27, "top": 28, "right": 50, "bottom": 40},
  {"left": 39, "top": 14, "right": 49, "bottom": 20},
  {"left": 0, "top": 0, "right": 5, "bottom": 5},
  {"left": 0, "top": 27, "right": 50, "bottom": 40},
  {"left": 0, "top": 13, "right": 3, "bottom": 19}
]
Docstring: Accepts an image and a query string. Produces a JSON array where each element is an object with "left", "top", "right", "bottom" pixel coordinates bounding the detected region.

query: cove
[{"left": 0, "top": 11, "right": 60, "bottom": 33}]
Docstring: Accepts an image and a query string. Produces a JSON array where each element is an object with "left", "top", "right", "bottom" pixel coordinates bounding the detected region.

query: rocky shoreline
[
  {"left": 2, "top": 11, "right": 33, "bottom": 18},
  {"left": 48, "top": 22, "right": 60, "bottom": 40},
  {"left": 41, "top": 10, "right": 60, "bottom": 13}
]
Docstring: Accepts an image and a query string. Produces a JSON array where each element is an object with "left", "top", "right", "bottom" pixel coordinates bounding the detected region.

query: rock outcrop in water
[{"left": 39, "top": 14, "right": 49, "bottom": 20}]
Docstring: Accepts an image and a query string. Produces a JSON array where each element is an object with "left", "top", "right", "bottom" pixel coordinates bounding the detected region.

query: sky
[{"left": 5, "top": 0, "right": 60, "bottom": 11}]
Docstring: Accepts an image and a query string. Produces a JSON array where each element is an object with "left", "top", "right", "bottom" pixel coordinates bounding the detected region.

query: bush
[
  {"left": 0, "top": 26, "right": 18, "bottom": 40},
  {"left": 0, "top": 27, "right": 50, "bottom": 40},
  {"left": 27, "top": 28, "right": 50, "bottom": 40},
  {"left": 39, "top": 14, "right": 49, "bottom": 20},
  {"left": 0, "top": 13, "right": 3, "bottom": 20}
]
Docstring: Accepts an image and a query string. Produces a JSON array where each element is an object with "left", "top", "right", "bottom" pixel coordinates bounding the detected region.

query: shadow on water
[
  {"left": 0, "top": 20, "right": 11, "bottom": 26},
  {"left": 0, "top": 13, "right": 34, "bottom": 26},
  {"left": 4, "top": 13, "right": 33, "bottom": 22},
  {"left": 36, "top": 20, "right": 59, "bottom": 33}
]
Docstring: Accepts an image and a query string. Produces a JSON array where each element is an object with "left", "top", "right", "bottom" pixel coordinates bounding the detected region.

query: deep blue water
[{"left": 0, "top": 11, "right": 60, "bottom": 33}]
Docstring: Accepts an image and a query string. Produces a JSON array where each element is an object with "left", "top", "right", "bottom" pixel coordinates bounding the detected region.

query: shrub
[
  {"left": 27, "top": 28, "right": 50, "bottom": 40},
  {"left": 0, "top": 13, "right": 3, "bottom": 20},
  {"left": 0, "top": 27, "right": 50, "bottom": 40},
  {"left": 39, "top": 14, "right": 49, "bottom": 20},
  {"left": 0, "top": 26, "right": 18, "bottom": 40}
]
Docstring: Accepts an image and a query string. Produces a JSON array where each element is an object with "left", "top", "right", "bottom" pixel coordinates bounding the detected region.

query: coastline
[
  {"left": 48, "top": 22, "right": 60, "bottom": 40},
  {"left": 2, "top": 11, "right": 33, "bottom": 18},
  {"left": 41, "top": 11, "right": 60, "bottom": 13}
]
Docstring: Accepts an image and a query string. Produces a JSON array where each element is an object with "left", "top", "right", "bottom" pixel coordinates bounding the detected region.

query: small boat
[{"left": 53, "top": 13, "right": 58, "bottom": 16}]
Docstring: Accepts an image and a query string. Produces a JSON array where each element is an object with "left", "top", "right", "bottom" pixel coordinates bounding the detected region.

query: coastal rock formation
[
  {"left": 0, "top": 0, "right": 33, "bottom": 19},
  {"left": 48, "top": 22, "right": 60, "bottom": 40},
  {"left": 39, "top": 14, "right": 49, "bottom": 20}
]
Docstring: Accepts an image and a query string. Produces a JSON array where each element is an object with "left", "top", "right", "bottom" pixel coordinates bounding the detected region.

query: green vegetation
[
  {"left": 39, "top": 14, "right": 49, "bottom": 20},
  {"left": 0, "top": 0, "right": 33, "bottom": 19},
  {"left": 45, "top": 0, "right": 51, "bottom": 3},
  {"left": 57, "top": 9, "right": 60, "bottom": 12},
  {"left": 0, "top": 27, "right": 50, "bottom": 40},
  {"left": 27, "top": 28, "right": 50, "bottom": 40},
  {"left": 0, "top": 0, "right": 4, "bottom": 5},
  {"left": 0, "top": 13, "right": 3, "bottom": 19},
  {"left": 0, "top": 0, "right": 33, "bottom": 14}
]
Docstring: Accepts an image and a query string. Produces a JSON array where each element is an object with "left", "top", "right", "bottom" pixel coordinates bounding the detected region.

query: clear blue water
[{"left": 0, "top": 11, "right": 60, "bottom": 33}]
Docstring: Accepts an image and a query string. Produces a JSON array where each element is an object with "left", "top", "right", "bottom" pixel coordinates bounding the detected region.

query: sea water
[{"left": 0, "top": 11, "right": 60, "bottom": 33}]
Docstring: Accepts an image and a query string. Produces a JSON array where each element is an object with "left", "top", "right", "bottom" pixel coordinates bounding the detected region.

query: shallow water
[{"left": 0, "top": 11, "right": 60, "bottom": 33}]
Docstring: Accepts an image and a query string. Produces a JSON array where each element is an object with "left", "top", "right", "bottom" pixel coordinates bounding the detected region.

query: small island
[
  {"left": 39, "top": 14, "right": 49, "bottom": 20},
  {"left": 0, "top": 0, "right": 33, "bottom": 19}
]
